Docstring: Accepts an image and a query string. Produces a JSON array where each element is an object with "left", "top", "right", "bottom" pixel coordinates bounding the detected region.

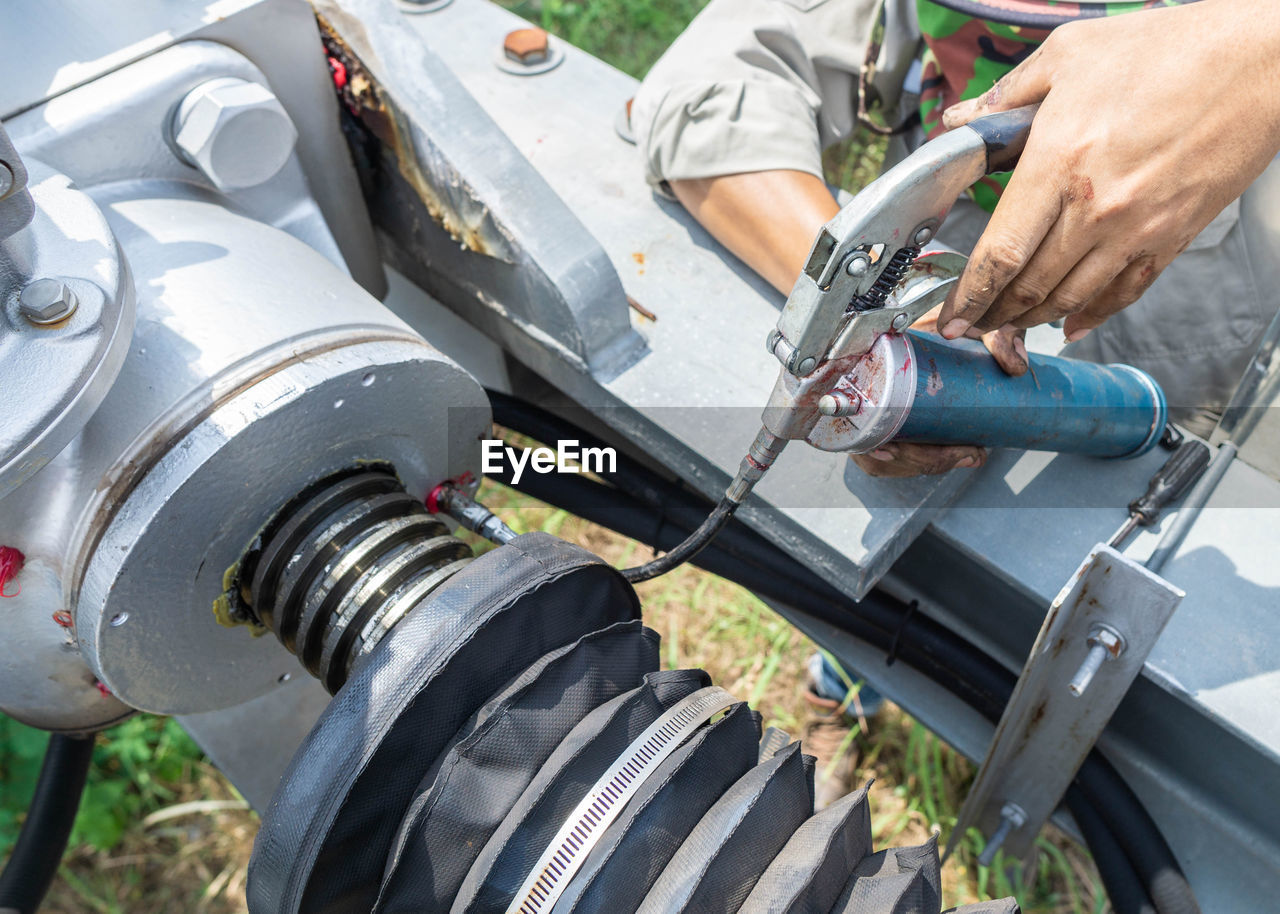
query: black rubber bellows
[{"left": 247, "top": 533, "right": 1017, "bottom": 914}]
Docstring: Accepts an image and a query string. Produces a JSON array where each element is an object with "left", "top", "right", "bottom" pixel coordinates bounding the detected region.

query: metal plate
[
  {"left": 948, "top": 544, "right": 1183, "bottom": 861},
  {"left": 361, "top": 0, "right": 972, "bottom": 599}
]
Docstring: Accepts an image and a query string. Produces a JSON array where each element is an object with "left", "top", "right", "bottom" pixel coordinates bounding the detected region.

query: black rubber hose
[
  {"left": 1073, "top": 756, "right": 1202, "bottom": 914},
  {"left": 484, "top": 398, "right": 1200, "bottom": 914},
  {"left": 0, "top": 733, "right": 94, "bottom": 913},
  {"left": 1067, "top": 789, "right": 1158, "bottom": 914}
]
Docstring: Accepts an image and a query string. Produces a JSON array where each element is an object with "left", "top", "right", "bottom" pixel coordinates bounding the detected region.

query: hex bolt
[
  {"left": 818, "top": 391, "right": 862, "bottom": 418},
  {"left": 503, "top": 27, "right": 550, "bottom": 65},
  {"left": 891, "top": 311, "right": 910, "bottom": 332},
  {"left": 1068, "top": 623, "right": 1127, "bottom": 697},
  {"left": 172, "top": 77, "right": 298, "bottom": 192},
  {"left": 19, "top": 278, "right": 78, "bottom": 325},
  {"left": 0, "top": 161, "right": 13, "bottom": 199},
  {"left": 978, "top": 802, "right": 1027, "bottom": 867},
  {"left": 913, "top": 225, "right": 935, "bottom": 246}
]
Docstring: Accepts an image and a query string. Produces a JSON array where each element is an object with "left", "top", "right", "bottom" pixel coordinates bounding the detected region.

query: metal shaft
[
  {"left": 1068, "top": 644, "right": 1110, "bottom": 697},
  {"left": 978, "top": 803, "right": 1026, "bottom": 867},
  {"left": 246, "top": 470, "right": 475, "bottom": 692}
]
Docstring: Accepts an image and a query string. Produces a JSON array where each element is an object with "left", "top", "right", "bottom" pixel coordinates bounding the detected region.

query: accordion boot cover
[{"left": 247, "top": 533, "right": 1018, "bottom": 914}]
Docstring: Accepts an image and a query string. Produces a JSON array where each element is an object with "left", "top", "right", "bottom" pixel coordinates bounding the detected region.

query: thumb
[
  {"left": 942, "top": 44, "right": 1054, "bottom": 129},
  {"left": 980, "top": 326, "right": 1029, "bottom": 377}
]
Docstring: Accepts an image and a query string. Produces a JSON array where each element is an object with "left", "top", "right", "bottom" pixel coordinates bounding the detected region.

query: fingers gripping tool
[{"left": 625, "top": 107, "right": 1167, "bottom": 582}]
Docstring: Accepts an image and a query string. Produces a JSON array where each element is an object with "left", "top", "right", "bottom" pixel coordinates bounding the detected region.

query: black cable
[
  {"left": 486, "top": 393, "right": 1200, "bottom": 914},
  {"left": 1067, "top": 791, "right": 1158, "bottom": 914},
  {"left": 0, "top": 733, "right": 94, "bottom": 913}
]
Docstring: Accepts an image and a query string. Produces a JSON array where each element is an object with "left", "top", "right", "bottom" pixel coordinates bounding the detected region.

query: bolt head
[
  {"left": 503, "top": 27, "right": 550, "bottom": 65},
  {"left": 19, "top": 278, "right": 78, "bottom": 325},
  {"left": 174, "top": 78, "right": 298, "bottom": 191},
  {"left": 1087, "top": 624, "right": 1126, "bottom": 657},
  {"left": 913, "top": 226, "right": 935, "bottom": 246},
  {"left": 797, "top": 356, "right": 817, "bottom": 375},
  {"left": 891, "top": 312, "right": 910, "bottom": 332},
  {"left": 845, "top": 253, "right": 870, "bottom": 277}
]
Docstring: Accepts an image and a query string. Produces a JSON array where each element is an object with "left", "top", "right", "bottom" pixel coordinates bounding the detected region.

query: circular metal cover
[
  {"left": 75, "top": 337, "right": 488, "bottom": 714},
  {"left": 0, "top": 159, "right": 133, "bottom": 498},
  {"left": 805, "top": 331, "right": 916, "bottom": 453}
]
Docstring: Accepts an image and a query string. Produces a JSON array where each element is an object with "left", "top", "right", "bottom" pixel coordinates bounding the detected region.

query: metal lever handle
[
  {"left": 773, "top": 106, "right": 1039, "bottom": 375},
  {"left": 964, "top": 104, "right": 1038, "bottom": 174}
]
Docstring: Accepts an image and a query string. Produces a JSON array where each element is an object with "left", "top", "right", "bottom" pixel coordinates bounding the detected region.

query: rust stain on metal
[
  {"left": 626, "top": 295, "right": 657, "bottom": 322},
  {"left": 1030, "top": 700, "right": 1047, "bottom": 727},
  {"left": 316, "top": 13, "right": 509, "bottom": 259}
]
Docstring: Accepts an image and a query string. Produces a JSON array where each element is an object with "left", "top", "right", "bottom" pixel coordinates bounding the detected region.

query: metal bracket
[{"left": 947, "top": 544, "right": 1183, "bottom": 863}]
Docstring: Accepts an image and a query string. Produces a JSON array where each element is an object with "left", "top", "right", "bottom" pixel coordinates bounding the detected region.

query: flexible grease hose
[{"left": 622, "top": 427, "right": 786, "bottom": 583}]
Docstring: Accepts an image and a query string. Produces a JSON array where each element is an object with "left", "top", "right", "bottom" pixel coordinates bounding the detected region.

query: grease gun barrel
[{"left": 818, "top": 330, "right": 1167, "bottom": 458}]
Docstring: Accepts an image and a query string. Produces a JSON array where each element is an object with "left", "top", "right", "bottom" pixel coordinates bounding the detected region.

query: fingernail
[
  {"left": 870, "top": 449, "right": 895, "bottom": 462},
  {"left": 941, "top": 319, "right": 969, "bottom": 339},
  {"left": 942, "top": 99, "right": 978, "bottom": 127},
  {"left": 1013, "top": 335, "right": 1028, "bottom": 363},
  {"left": 955, "top": 456, "right": 978, "bottom": 469},
  {"left": 1065, "top": 328, "right": 1092, "bottom": 343}
]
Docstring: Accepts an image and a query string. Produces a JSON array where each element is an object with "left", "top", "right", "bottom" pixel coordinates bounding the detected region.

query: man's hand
[{"left": 935, "top": 0, "right": 1280, "bottom": 344}]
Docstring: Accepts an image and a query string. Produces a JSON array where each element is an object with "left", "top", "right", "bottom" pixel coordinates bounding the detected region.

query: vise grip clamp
[{"left": 762, "top": 106, "right": 1037, "bottom": 446}]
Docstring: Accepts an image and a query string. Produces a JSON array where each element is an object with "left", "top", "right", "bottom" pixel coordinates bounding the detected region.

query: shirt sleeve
[{"left": 631, "top": 0, "right": 880, "bottom": 188}]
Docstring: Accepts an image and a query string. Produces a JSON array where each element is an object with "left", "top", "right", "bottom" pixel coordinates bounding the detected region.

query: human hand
[
  {"left": 934, "top": 0, "right": 1280, "bottom": 344},
  {"left": 851, "top": 440, "right": 987, "bottom": 478},
  {"left": 849, "top": 319, "right": 1024, "bottom": 478}
]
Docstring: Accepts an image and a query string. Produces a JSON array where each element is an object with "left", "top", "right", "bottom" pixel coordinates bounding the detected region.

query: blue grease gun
[{"left": 623, "top": 106, "right": 1174, "bottom": 583}]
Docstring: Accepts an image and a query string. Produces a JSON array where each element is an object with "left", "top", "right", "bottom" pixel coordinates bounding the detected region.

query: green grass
[{"left": 0, "top": 715, "right": 206, "bottom": 860}]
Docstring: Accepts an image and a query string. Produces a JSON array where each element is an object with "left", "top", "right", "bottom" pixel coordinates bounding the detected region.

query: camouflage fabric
[{"left": 918, "top": 1, "right": 1192, "bottom": 211}]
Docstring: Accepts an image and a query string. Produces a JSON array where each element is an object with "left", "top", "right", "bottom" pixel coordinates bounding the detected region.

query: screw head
[
  {"left": 913, "top": 225, "right": 935, "bottom": 246},
  {"left": 19, "top": 278, "right": 78, "bottom": 325},
  {"left": 503, "top": 27, "right": 550, "bottom": 65},
  {"left": 845, "top": 253, "right": 871, "bottom": 277},
  {"left": 891, "top": 312, "right": 910, "bottom": 332},
  {"left": 174, "top": 77, "right": 298, "bottom": 191}
]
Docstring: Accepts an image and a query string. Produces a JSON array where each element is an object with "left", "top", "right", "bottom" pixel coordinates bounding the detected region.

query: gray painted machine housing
[{"left": 2, "top": 1, "right": 1278, "bottom": 910}]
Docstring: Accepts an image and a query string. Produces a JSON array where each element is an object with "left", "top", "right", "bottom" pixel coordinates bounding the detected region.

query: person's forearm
[{"left": 669, "top": 171, "right": 841, "bottom": 295}]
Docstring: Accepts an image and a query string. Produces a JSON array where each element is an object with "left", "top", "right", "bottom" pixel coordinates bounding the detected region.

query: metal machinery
[{"left": 1, "top": 1, "right": 1278, "bottom": 912}]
